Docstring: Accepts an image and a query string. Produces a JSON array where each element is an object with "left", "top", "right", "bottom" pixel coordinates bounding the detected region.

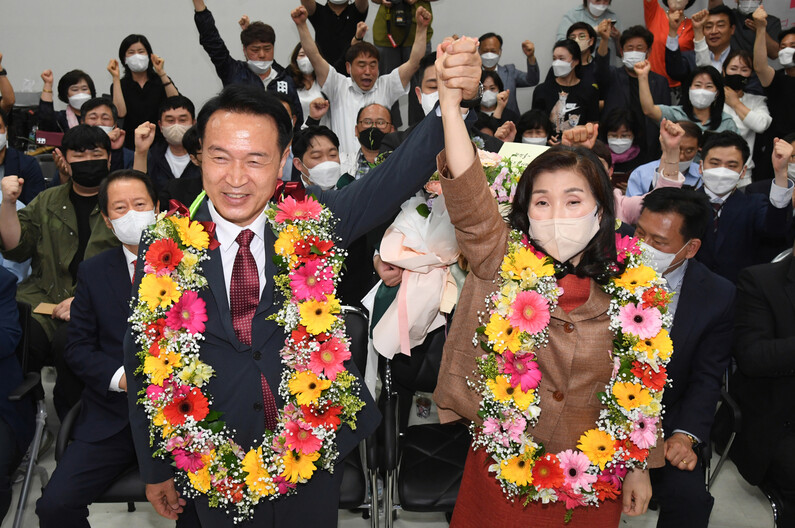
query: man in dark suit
[
  {"left": 124, "top": 39, "right": 483, "bottom": 527},
  {"left": 636, "top": 188, "right": 735, "bottom": 527},
  {"left": 665, "top": 5, "right": 734, "bottom": 83},
  {"left": 729, "top": 246, "right": 795, "bottom": 526},
  {"left": 695, "top": 131, "right": 792, "bottom": 283},
  {"left": 36, "top": 170, "right": 158, "bottom": 527}
]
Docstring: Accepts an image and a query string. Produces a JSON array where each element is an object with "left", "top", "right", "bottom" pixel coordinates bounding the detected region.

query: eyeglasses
[
  {"left": 358, "top": 119, "right": 391, "bottom": 129},
  {"left": 569, "top": 34, "right": 590, "bottom": 41}
]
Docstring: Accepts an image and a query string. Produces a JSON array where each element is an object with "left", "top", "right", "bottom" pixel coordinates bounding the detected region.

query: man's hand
[
  {"left": 667, "top": 9, "right": 684, "bottom": 37},
  {"left": 41, "top": 69, "right": 54, "bottom": 86},
  {"left": 609, "top": 20, "right": 620, "bottom": 39},
  {"left": 109, "top": 128, "right": 126, "bottom": 151},
  {"left": 521, "top": 40, "right": 535, "bottom": 61},
  {"left": 691, "top": 9, "right": 709, "bottom": 39},
  {"left": 659, "top": 118, "right": 684, "bottom": 154},
  {"left": 494, "top": 121, "right": 517, "bottom": 143},
  {"left": 374, "top": 255, "right": 403, "bottom": 287},
  {"left": 597, "top": 19, "right": 612, "bottom": 41},
  {"left": 752, "top": 5, "right": 767, "bottom": 29},
  {"left": 415, "top": 6, "right": 432, "bottom": 29},
  {"left": 772, "top": 137, "right": 794, "bottom": 175},
  {"left": 135, "top": 122, "right": 157, "bottom": 153},
  {"left": 622, "top": 469, "right": 652, "bottom": 516},
  {"left": 119, "top": 373, "right": 128, "bottom": 392},
  {"left": 52, "top": 297, "right": 74, "bottom": 321},
  {"left": 52, "top": 148, "right": 71, "bottom": 181},
  {"left": 107, "top": 59, "right": 120, "bottom": 79},
  {"left": 309, "top": 98, "right": 330, "bottom": 120},
  {"left": 1, "top": 176, "right": 24, "bottom": 205},
  {"left": 664, "top": 432, "right": 697, "bottom": 471},
  {"left": 152, "top": 54, "right": 166, "bottom": 77},
  {"left": 633, "top": 59, "right": 652, "bottom": 78},
  {"left": 437, "top": 37, "right": 481, "bottom": 101},
  {"left": 562, "top": 123, "right": 598, "bottom": 149},
  {"left": 146, "top": 479, "right": 186, "bottom": 520},
  {"left": 238, "top": 14, "right": 250, "bottom": 30},
  {"left": 291, "top": 6, "right": 309, "bottom": 26},
  {"left": 355, "top": 21, "right": 368, "bottom": 41}
]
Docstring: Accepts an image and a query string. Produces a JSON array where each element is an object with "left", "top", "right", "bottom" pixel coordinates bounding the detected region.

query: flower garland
[
  {"left": 130, "top": 195, "right": 364, "bottom": 522},
  {"left": 470, "top": 231, "right": 673, "bottom": 516}
]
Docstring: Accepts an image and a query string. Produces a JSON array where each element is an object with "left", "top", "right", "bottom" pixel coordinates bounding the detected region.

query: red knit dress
[{"left": 449, "top": 275, "right": 624, "bottom": 528}]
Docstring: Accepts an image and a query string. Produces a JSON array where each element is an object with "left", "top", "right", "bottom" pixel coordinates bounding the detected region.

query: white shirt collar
[
  {"left": 207, "top": 199, "right": 268, "bottom": 254},
  {"left": 122, "top": 246, "right": 138, "bottom": 280},
  {"left": 703, "top": 185, "right": 733, "bottom": 204},
  {"left": 663, "top": 258, "right": 688, "bottom": 293}
]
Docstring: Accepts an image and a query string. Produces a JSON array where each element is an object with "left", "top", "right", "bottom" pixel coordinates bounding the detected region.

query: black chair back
[{"left": 15, "top": 301, "right": 31, "bottom": 374}]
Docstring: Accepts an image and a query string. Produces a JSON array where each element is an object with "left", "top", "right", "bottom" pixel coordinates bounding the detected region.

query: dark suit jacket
[
  {"left": 696, "top": 187, "right": 791, "bottom": 283},
  {"left": 381, "top": 115, "right": 503, "bottom": 155},
  {"left": 147, "top": 142, "right": 202, "bottom": 194},
  {"left": 2, "top": 147, "right": 45, "bottom": 205},
  {"left": 746, "top": 179, "right": 795, "bottom": 262},
  {"left": 125, "top": 107, "right": 462, "bottom": 524},
  {"left": 728, "top": 255, "right": 795, "bottom": 484},
  {"left": 663, "top": 260, "right": 735, "bottom": 443},
  {"left": 64, "top": 247, "right": 133, "bottom": 443}
]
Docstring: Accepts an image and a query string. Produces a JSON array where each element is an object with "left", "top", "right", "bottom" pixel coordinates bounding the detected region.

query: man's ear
[
  {"left": 415, "top": 86, "right": 423, "bottom": 105},
  {"left": 293, "top": 156, "right": 303, "bottom": 173},
  {"left": 102, "top": 213, "right": 113, "bottom": 232},
  {"left": 699, "top": 161, "right": 704, "bottom": 175},
  {"left": 346, "top": 62, "right": 352, "bottom": 76},
  {"left": 684, "top": 238, "right": 702, "bottom": 259}
]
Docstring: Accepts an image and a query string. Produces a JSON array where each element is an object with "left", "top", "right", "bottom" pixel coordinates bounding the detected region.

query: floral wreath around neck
[
  {"left": 130, "top": 194, "right": 364, "bottom": 522},
  {"left": 470, "top": 230, "right": 673, "bottom": 520}
]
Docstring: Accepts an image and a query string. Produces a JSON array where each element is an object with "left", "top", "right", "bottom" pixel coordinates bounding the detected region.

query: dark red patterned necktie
[{"left": 230, "top": 229, "right": 278, "bottom": 430}]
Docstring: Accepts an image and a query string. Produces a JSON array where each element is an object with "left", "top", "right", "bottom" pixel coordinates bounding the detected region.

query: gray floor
[{"left": 3, "top": 373, "right": 775, "bottom": 528}]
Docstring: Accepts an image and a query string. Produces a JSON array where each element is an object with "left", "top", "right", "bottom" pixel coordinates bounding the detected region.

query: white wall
[{"left": 1, "top": 0, "right": 790, "bottom": 118}]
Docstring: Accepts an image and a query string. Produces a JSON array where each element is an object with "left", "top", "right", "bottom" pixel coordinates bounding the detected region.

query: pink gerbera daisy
[
  {"left": 508, "top": 291, "right": 550, "bottom": 334},
  {"left": 629, "top": 415, "right": 658, "bottom": 449},
  {"left": 285, "top": 420, "right": 323, "bottom": 454},
  {"left": 165, "top": 290, "right": 208, "bottom": 334},
  {"left": 615, "top": 234, "right": 642, "bottom": 263},
  {"left": 502, "top": 351, "right": 542, "bottom": 392},
  {"left": 173, "top": 449, "right": 205, "bottom": 472},
  {"left": 146, "top": 384, "right": 164, "bottom": 402},
  {"left": 598, "top": 464, "right": 628, "bottom": 489},
  {"left": 275, "top": 196, "right": 323, "bottom": 223},
  {"left": 273, "top": 475, "right": 296, "bottom": 494},
  {"left": 558, "top": 449, "right": 597, "bottom": 492},
  {"left": 290, "top": 260, "right": 334, "bottom": 301},
  {"left": 618, "top": 303, "right": 662, "bottom": 339},
  {"left": 308, "top": 337, "right": 350, "bottom": 380},
  {"left": 504, "top": 415, "right": 527, "bottom": 444},
  {"left": 558, "top": 484, "right": 588, "bottom": 509}
]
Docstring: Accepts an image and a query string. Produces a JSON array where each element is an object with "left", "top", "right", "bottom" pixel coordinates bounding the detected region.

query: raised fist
[
  {"left": 135, "top": 122, "right": 158, "bottom": 153},
  {"left": 1, "top": 176, "right": 24, "bottom": 204},
  {"left": 41, "top": 69, "right": 54, "bottom": 85},
  {"left": 107, "top": 59, "right": 120, "bottom": 78},
  {"left": 291, "top": 6, "right": 309, "bottom": 26}
]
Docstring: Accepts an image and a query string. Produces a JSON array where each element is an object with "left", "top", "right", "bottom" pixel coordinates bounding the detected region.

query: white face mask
[
  {"left": 702, "top": 166, "right": 741, "bottom": 196},
  {"left": 328, "top": 0, "right": 348, "bottom": 4},
  {"left": 125, "top": 53, "right": 150, "bottom": 73},
  {"left": 679, "top": 158, "right": 694, "bottom": 173},
  {"left": 787, "top": 162, "right": 795, "bottom": 182},
  {"left": 738, "top": 0, "right": 761, "bottom": 15},
  {"left": 247, "top": 60, "right": 273, "bottom": 74},
  {"left": 528, "top": 205, "right": 600, "bottom": 263},
  {"left": 111, "top": 208, "right": 156, "bottom": 246},
  {"left": 522, "top": 136, "right": 547, "bottom": 145},
  {"left": 552, "top": 59, "right": 573, "bottom": 77},
  {"left": 640, "top": 241, "right": 689, "bottom": 276},
  {"left": 622, "top": 51, "right": 646, "bottom": 70},
  {"left": 98, "top": 125, "right": 115, "bottom": 135},
  {"left": 304, "top": 160, "right": 341, "bottom": 190},
  {"left": 420, "top": 91, "right": 439, "bottom": 116},
  {"left": 779, "top": 48, "right": 795, "bottom": 68},
  {"left": 68, "top": 93, "right": 92, "bottom": 111},
  {"left": 689, "top": 88, "right": 717, "bottom": 109},
  {"left": 588, "top": 2, "right": 609, "bottom": 17},
  {"left": 608, "top": 137, "right": 633, "bottom": 154},
  {"left": 0, "top": 132, "right": 6, "bottom": 150},
  {"left": 161, "top": 123, "right": 191, "bottom": 146},
  {"left": 480, "top": 52, "right": 500, "bottom": 69},
  {"left": 296, "top": 57, "right": 314, "bottom": 74},
  {"left": 481, "top": 90, "right": 498, "bottom": 108}
]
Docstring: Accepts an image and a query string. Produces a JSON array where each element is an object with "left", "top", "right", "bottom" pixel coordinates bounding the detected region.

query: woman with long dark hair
[
  {"left": 111, "top": 34, "right": 180, "bottom": 149},
  {"left": 287, "top": 43, "right": 330, "bottom": 128}
]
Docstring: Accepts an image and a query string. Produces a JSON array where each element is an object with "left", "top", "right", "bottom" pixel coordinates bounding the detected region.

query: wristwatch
[
  {"left": 684, "top": 433, "right": 699, "bottom": 447},
  {"left": 459, "top": 82, "right": 483, "bottom": 109},
  {"left": 0, "top": 69, "right": 7, "bottom": 77}
]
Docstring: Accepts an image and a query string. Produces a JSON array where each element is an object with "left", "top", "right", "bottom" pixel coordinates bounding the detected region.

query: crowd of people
[{"left": 0, "top": 0, "right": 794, "bottom": 527}]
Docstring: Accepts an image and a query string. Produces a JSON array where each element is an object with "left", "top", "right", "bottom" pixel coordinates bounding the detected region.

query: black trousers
[
  {"left": 767, "top": 431, "right": 795, "bottom": 527},
  {"left": 0, "top": 417, "right": 23, "bottom": 523},
  {"left": 30, "top": 319, "right": 82, "bottom": 421},
  {"left": 650, "top": 457, "right": 714, "bottom": 528}
]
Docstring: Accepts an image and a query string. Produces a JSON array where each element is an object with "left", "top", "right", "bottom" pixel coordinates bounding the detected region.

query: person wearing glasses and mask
[{"left": 342, "top": 103, "right": 394, "bottom": 180}]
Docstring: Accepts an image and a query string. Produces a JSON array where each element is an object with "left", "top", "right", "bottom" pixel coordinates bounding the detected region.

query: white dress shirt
[
  {"left": 109, "top": 246, "right": 140, "bottom": 392},
  {"left": 692, "top": 38, "right": 731, "bottom": 71},
  {"left": 704, "top": 179, "right": 793, "bottom": 214}
]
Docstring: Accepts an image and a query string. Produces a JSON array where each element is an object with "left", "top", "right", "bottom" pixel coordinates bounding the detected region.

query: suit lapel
[
  {"left": 785, "top": 257, "right": 795, "bottom": 311},
  {"left": 715, "top": 191, "right": 741, "bottom": 251},
  {"left": 107, "top": 247, "right": 134, "bottom": 311},
  {"left": 670, "top": 262, "right": 700, "bottom": 354},
  {"left": 252, "top": 222, "right": 283, "bottom": 352}
]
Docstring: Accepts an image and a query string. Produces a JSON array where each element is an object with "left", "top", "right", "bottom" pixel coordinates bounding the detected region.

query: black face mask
[
  {"left": 70, "top": 159, "right": 109, "bottom": 188},
  {"left": 358, "top": 127, "right": 385, "bottom": 151},
  {"left": 723, "top": 74, "right": 749, "bottom": 91}
]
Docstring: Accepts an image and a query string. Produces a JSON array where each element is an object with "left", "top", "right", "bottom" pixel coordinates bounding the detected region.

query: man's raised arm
[{"left": 292, "top": 6, "right": 331, "bottom": 87}]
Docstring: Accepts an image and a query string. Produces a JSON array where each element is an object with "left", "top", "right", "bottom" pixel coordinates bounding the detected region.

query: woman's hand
[
  {"left": 622, "top": 468, "right": 652, "bottom": 516},
  {"left": 107, "top": 59, "right": 120, "bottom": 79}
]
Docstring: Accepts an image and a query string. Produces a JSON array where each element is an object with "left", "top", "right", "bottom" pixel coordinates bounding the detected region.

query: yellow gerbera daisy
[
  {"left": 288, "top": 371, "right": 332, "bottom": 406},
  {"left": 634, "top": 329, "right": 674, "bottom": 362},
  {"left": 487, "top": 375, "right": 535, "bottom": 410},
  {"left": 484, "top": 313, "right": 521, "bottom": 353},
  {"left": 499, "top": 454, "right": 534, "bottom": 486},
  {"left": 298, "top": 294, "right": 340, "bottom": 334},
  {"left": 144, "top": 350, "right": 182, "bottom": 385},
  {"left": 171, "top": 216, "right": 209, "bottom": 250},
  {"left": 242, "top": 447, "right": 276, "bottom": 498},
  {"left": 152, "top": 410, "right": 175, "bottom": 438},
  {"left": 512, "top": 386, "right": 536, "bottom": 411},
  {"left": 139, "top": 274, "right": 180, "bottom": 310},
  {"left": 281, "top": 450, "right": 321, "bottom": 483},
  {"left": 613, "top": 265, "right": 656, "bottom": 294},
  {"left": 577, "top": 429, "right": 616, "bottom": 470},
  {"left": 188, "top": 466, "right": 211, "bottom": 493},
  {"left": 502, "top": 247, "right": 555, "bottom": 279},
  {"left": 612, "top": 382, "right": 652, "bottom": 410},
  {"left": 274, "top": 225, "right": 300, "bottom": 257}
]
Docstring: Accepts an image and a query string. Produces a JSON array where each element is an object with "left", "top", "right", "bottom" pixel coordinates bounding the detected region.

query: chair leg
[
  {"left": 13, "top": 400, "right": 49, "bottom": 528},
  {"left": 384, "top": 469, "right": 395, "bottom": 528},
  {"left": 708, "top": 431, "right": 736, "bottom": 490},
  {"left": 127, "top": 502, "right": 136, "bottom": 512},
  {"left": 369, "top": 469, "right": 379, "bottom": 528}
]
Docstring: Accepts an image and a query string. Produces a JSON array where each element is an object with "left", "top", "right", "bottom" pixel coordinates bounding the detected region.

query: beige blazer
[{"left": 432, "top": 151, "right": 663, "bottom": 466}]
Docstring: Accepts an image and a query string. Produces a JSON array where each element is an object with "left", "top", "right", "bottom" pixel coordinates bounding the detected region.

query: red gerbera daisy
[
  {"left": 301, "top": 404, "right": 342, "bottom": 429},
  {"left": 163, "top": 387, "right": 209, "bottom": 425},
  {"left": 592, "top": 479, "right": 620, "bottom": 501},
  {"left": 531, "top": 454, "right": 565, "bottom": 489},
  {"left": 616, "top": 438, "right": 649, "bottom": 463},
  {"left": 145, "top": 318, "right": 167, "bottom": 342},
  {"left": 641, "top": 287, "right": 671, "bottom": 310},
  {"left": 145, "top": 239, "right": 184, "bottom": 272},
  {"left": 294, "top": 236, "right": 334, "bottom": 260},
  {"left": 631, "top": 362, "right": 667, "bottom": 391}
]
